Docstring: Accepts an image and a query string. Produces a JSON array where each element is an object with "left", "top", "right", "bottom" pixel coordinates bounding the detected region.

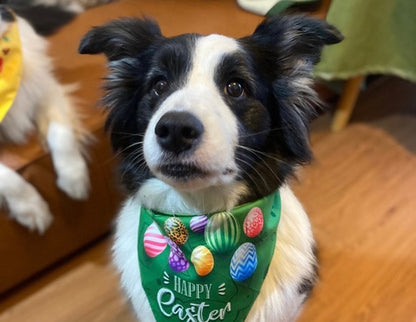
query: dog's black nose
[{"left": 155, "top": 111, "right": 203, "bottom": 153}]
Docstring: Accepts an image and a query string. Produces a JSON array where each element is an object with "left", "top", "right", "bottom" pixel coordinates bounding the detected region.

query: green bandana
[{"left": 138, "top": 191, "right": 281, "bottom": 322}]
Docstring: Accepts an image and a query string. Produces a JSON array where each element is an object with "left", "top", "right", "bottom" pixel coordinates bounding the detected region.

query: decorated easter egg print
[
  {"left": 204, "top": 212, "right": 240, "bottom": 253},
  {"left": 230, "top": 242, "right": 257, "bottom": 282},
  {"left": 190, "top": 215, "right": 208, "bottom": 233},
  {"left": 243, "top": 207, "right": 264, "bottom": 238},
  {"left": 167, "top": 239, "right": 189, "bottom": 272},
  {"left": 143, "top": 222, "right": 168, "bottom": 258},
  {"left": 191, "top": 246, "right": 214, "bottom": 276},
  {"left": 164, "top": 217, "right": 188, "bottom": 245}
]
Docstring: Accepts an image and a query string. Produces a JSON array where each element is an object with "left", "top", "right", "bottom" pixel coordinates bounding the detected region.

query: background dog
[
  {"left": 80, "top": 15, "right": 342, "bottom": 321},
  {"left": 0, "top": 2, "right": 94, "bottom": 233}
]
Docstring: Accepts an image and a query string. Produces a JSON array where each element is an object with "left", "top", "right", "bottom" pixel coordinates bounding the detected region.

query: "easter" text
[{"left": 157, "top": 288, "right": 232, "bottom": 322}]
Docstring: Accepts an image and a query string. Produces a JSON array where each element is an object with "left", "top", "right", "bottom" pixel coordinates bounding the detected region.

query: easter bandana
[
  {"left": 138, "top": 190, "right": 281, "bottom": 322},
  {"left": 0, "top": 16, "right": 23, "bottom": 122}
]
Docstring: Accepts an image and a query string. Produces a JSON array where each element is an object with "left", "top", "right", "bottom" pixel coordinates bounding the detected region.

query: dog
[
  {"left": 0, "top": 3, "right": 93, "bottom": 233},
  {"left": 79, "top": 15, "right": 342, "bottom": 321}
]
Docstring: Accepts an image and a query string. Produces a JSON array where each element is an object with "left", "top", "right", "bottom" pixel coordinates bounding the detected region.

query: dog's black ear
[
  {"left": 250, "top": 15, "right": 342, "bottom": 68},
  {"left": 78, "top": 18, "right": 162, "bottom": 61},
  {"left": 246, "top": 16, "right": 342, "bottom": 164}
]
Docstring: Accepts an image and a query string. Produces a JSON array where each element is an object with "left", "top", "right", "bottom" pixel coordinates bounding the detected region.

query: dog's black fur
[{"left": 79, "top": 15, "right": 342, "bottom": 201}]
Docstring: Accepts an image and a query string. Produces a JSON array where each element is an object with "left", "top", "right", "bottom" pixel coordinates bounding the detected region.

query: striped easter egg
[
  {"left": 230, "top": 242, "right": 257, "bottom": 282},
  {"left": 143, "top": 222, "right": 168, "bottom": 258},
  {"left": 190, "top": 215, "right": 209, "bottom": 233},
  {"left": 204, "top": 212, "right": 240, "bottom": 253}
]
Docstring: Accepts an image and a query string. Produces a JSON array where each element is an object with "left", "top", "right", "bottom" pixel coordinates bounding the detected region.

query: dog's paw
[
  {"left": 8, "top": 191, "right": 53, "bottom": 234},
  {"left": 57, "top": 162, "right": 90, "bottom": 200}
]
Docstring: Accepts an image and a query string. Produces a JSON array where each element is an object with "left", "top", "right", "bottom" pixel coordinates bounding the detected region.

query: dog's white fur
[
  {"left": 112, "top": 35, "right": 316, "bottom": 321},
  {"left": 0, "top": 17, "right": 89, "bottom": 233}
]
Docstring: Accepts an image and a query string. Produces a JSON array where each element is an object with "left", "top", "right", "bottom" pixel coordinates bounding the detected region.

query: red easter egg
[{"left": 243, "top": 207, "right": 264, "bottom": 238}]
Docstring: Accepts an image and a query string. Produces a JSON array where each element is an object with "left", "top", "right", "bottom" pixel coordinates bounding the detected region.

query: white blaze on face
[{"left": 143, "top": 35, "right": 241, "bottom": 190}]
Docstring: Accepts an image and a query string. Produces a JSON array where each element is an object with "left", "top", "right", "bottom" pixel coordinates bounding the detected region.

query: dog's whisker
[
  {"left": 235, "top": 156, "right": 270, "bottom": 194},
  {"left": 241, "top": 153, "right": 276, "bottom": 193},
  {"left": 119, "top": 150, "right": 146, "bottom": 181},
  {"left": 237, "top": 145, "right": 285, "bottom": 164},
  {"left": 112, "top": 131, "right": 145, "bottom": 138},
  {"left": 237, "top": 146, "right": 282, "bottom": 184},
  {"left": 239, "top": 126, "right": 287, "bottom": 138}
]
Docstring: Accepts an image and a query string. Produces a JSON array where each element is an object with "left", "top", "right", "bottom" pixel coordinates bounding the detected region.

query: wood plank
[
  {"left": 295, "top": 123, "right": 416, "bottom": 321},
  {"left": 0, "top": 240, "right": 136, "bottom": 322}
]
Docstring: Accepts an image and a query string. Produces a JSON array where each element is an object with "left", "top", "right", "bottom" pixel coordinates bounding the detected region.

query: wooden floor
[{"left": 1, "top": 78, "right": 415, "bottom": 321}]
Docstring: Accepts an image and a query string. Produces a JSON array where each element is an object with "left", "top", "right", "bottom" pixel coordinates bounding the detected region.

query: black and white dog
[{"left": 80, "top": 15, "right": 341, "bottom": 321}]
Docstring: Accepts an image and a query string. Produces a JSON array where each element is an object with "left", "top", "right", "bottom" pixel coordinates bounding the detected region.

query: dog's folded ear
[
  {"left": 78, "top": 17, "right": 163, "bottom": 61},
  {"left": 250, "top": 15, "right": 343, "bottom": 68},
  {"left": 243, "top": 16, "right": 342, "bottom": 164}
]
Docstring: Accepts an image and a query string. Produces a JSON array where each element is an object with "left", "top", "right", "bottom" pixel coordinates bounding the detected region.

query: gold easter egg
[{"left": 191, "top": 245, "right": 214, "bottom": 276}]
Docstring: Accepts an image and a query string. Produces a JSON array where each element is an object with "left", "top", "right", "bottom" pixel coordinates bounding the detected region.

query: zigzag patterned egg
[
  {"left": 230, "top": 242, "right": 257, "bottom": 282},
  {"left": 164, "top": 217, "right": 188, "bottom": 245},
  {"left": 190, "top": 215, "right": 208, "bottom": 233},
  {"left": 204, "top": 212, "right": 240, "bottom": 253},
  {"left": 191, "top": 246, "right": 214, "bottom": 276},
  {"left": 168, "top": 239, "right": 189, "bottom": 272},
  {"left": 243, "top": 207, "right": 264, "bottom": 238},
  {"left": 143, "top": 222, "right": 167, "bottom": 258}
]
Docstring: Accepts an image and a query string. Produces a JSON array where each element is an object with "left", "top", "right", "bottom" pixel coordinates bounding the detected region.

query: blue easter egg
[{"left": 230, "top": 242, "right": 257, "bottom": 282}]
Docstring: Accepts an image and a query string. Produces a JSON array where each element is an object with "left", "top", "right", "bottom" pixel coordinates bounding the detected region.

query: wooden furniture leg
[{"left": 331, "top": 75, "right": 365, "bottom": 131}]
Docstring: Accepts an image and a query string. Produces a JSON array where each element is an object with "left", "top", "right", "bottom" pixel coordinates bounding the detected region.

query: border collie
[
  {"left": 0, "top": 3, "right": 93, "bottom": 233},
  {"left": 79, "top": 15, "right": 342, "bottom": 321}
]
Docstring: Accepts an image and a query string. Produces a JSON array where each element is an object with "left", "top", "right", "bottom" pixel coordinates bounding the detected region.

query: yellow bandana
[{"left": 0, "top": 17, "right": 23, "bottom": 122}]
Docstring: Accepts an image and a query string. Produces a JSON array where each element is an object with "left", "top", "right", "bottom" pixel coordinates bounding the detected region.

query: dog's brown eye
[
  {"left": 226, "top": 81, "right": 244, "bottom": 98},
  {"left": 152, "top": 80, "right": 169, "bottom": 96}
]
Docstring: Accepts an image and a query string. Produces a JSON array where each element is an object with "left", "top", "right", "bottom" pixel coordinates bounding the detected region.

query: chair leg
[{"left": 331, "top": 75, "right": 365, "bottom": 131}]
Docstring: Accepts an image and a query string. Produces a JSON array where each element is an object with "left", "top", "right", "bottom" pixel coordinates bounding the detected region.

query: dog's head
[{"left": 79, "top": 16, "right": 342, "bottom": 201}]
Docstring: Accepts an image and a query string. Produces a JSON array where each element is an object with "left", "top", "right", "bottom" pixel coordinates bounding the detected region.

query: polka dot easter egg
[
  {"left": 190, "top": 215, "right": 208, "bottom": 233},
  {"left": 191, "top": 246, "right": 214, "bottom": 276},
  {"left": 167, "top": 239, "right": 189, "bottom": 272},
  {"left": 243, "top": 207, "right": 264, "bottom": 238},
  {"left": 205, "top": 212, "right": 240, "bottom": 253},
  {"left": 164, "top": 217, "right": 188, "bottom": 245},
  {"left": 230, "top": 242, "right": 258, "bottom": 282},
  {"left": 143, "top": 222, "right": 168, "bottom": 258}
]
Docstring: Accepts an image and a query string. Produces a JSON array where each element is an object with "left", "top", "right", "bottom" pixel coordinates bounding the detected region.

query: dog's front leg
[
  {"left": 46, "top": 121, "right": 90, "bottom": 200},
  {"left": 37, "top": 81, "right": 90, "bottom": 200},
  {"left": 0, "top": 163, "right": 53, "bottom": 233}
]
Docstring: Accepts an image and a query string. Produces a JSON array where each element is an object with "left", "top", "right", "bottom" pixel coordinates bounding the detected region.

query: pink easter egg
[
  {"left": 243, "top": 207, "right": 264, "bottom": 238},
  {"left": 144, "top": 222, "right": 168, "bottom": 258}
]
